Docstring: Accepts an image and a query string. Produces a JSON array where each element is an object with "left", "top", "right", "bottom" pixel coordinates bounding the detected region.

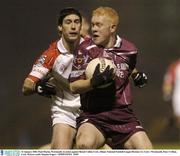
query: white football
[{"left": 85, "top": 57, "right": 116, "bottom": 88}]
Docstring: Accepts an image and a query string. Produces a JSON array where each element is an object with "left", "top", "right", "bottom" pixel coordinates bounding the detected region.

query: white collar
[
  {"left": 104, "top": 35, "right": 122, "bottom": 51},
  {"left": 57, "top": 38, "right": 67, "bottom": 54},
  {"left": 114, "top": 35, "right": 122, "bottom": 48}
]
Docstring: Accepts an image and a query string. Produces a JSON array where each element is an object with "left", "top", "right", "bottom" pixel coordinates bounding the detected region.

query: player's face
[
  {"left": 91, "top": 15, "right": 112, "bottom": 47},
  {"left": 59, "top": 14, "right": 82, "bottom": 42}
]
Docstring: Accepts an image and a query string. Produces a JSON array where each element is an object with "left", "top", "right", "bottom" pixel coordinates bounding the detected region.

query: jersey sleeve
[{"left": 27, "top": 42, "right": 59, "bottom": 82}]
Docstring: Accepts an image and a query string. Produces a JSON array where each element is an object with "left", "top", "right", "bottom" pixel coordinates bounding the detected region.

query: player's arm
[
  {"left": 162, "top": 68, "right": 173, "bottom": 101},
  {"left": 22, "top": 78, "right": 36, "bottom": 95},
  {"left": 162, "top": 82, "right": 173, "bottom": 101},
  {"left": 70, "top": 64, "right": 114, "bottom": 94},
  {"left": 22, "top": 46, "right": 58, "bottom": 97},
  {"left": 70, "top": 79, "right": 92, "bottom": 94},
  {"left": 22, "top": 76, "right": 56, "bottom": 98}
]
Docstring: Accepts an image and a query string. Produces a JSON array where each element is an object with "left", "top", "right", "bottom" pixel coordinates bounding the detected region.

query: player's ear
[
  {"left": 110, "top": 24, "right": 117, "bottom": 33},
  {"left": 57, "top": 26, "right": 62, "bottom": 33}
]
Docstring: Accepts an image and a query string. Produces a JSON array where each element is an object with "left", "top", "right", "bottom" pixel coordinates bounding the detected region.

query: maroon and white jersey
[{"left": 70, "top": 35, "right": 137, "bottom": 112}]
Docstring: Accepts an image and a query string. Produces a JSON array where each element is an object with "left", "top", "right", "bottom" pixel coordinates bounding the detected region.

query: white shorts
[
  {"left": 51, "top": 104, "right": 81, "bottom": 128},
  {"left": 51, "top": 92, "right": 81, "bottom": 128}
]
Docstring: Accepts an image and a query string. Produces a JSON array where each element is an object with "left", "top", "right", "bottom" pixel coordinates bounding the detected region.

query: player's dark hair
[{"left": 58, "top": 7, "right": 82, "bottom": 25}]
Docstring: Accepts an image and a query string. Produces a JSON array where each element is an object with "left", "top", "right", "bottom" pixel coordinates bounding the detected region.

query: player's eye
[
  {"left": 92, "top": 22, "right": 102, "bottom": 28},
  {"left": 74, "top": 19, "right": 80, "bottom": 24},
  {"left": 64, "top": 20, "right": 72, "bottom": 24},
  {"left": 96, "top": 23, "right": 102, "bottom": 27}
]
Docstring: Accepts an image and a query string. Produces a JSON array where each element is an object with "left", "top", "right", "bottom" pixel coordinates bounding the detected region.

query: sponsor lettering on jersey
[
  {"left": 32, "top": 67, "right": 46, "bottom": 75},
  {"left": 117, "top": 71, "right": 125, "bottom": 78},
  {"left": 115, "top": 63, "right": 127, "bottom": 78},
  {"left": 36, "top": 55, "right": 47, "bottom": 66},
  {"left": 120, "top": 63, "right": 129, "bottom": 70}
]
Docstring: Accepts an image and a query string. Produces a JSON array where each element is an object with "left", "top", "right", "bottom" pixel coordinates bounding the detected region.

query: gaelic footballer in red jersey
[{"left": 22, "top": 8, "right": 83, "bottom": 149}]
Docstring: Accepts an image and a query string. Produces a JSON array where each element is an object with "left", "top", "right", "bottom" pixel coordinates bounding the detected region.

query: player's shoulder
[
  {"left": 78, "top": 37, "right": 96, "bottom": 53},
  {"left": 79, "top": 37, "right": 94, "bottom": 50},
  {"left": 78, "top": 37, "right": 102, "bottom": 58},
  {"left": 120, "top": 37, "right": 138, "bottom": 52},
  {"left": 42, "top": 40, "right": 59, "bottom": 58},
  {"left": 35, "top": 40, "right": 60, "bottom": 66},
  {"left": 168, "top": 60, "right": 180, "bottom": 71}
]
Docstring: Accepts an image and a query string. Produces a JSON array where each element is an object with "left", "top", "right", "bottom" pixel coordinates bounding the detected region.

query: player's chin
[
  {"left": 92, "top": 37, "right": 104, "bottom": 46},
  {"left": 92, "top": 39, "right": 102, "bottom": 46},
  {"left": 68, "top": 36, "right": 79, "bottom": 42}
]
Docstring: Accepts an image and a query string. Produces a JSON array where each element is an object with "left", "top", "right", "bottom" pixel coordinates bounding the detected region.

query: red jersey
[{"left": 27, "top": 38, "right": 84, "bottom": 110}]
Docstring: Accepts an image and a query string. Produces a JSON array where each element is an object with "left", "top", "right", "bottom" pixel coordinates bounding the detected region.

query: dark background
[{"left": 0, "top": 0, "right": 179, "bottom": 148}]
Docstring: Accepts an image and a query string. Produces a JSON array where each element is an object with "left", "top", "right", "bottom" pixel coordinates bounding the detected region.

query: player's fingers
[
  {"left": 94, "top": 64, "right": 100, "bottom": 75},
  {"left": 104, "top": 65, "right": 110, "bottom": 74},
  {"left": 107, "top": 68, "right": 114, "bottom": 80}
]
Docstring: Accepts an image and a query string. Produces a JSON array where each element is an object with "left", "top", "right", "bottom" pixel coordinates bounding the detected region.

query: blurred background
[{"left": 0, "top": 0, "right": 180, "bottom": 149}]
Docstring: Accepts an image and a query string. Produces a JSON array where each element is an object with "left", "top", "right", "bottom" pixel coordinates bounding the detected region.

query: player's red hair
[{"left": 92, "top": 7, "right": 119, "bottom": 26}]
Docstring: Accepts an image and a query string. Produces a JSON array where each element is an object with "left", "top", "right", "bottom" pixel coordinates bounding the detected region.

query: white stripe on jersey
[
  {"left": 115, "top": 51, "right": 138, "bottom": 55},
  {"left": 30, "top": 65, "right": 49, "bottom": 79},
  {"left": 86, "top": 45, "right": 97, "bottom": 50}
]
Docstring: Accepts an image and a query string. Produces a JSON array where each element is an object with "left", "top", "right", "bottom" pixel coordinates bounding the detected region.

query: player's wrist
[
  {"left": 33, "top": 83, "right": 37, "bottom": 92},
  {"left": 131, "top": 72, "right": 139, "bottom": 80},
  {"left": 34, "top": 79, "right": 56, "bottom": 98}
]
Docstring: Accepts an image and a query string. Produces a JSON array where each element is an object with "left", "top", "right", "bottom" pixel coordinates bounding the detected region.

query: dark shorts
[{"left": 76, "top": 105, "right": 144, "bottom": 149}]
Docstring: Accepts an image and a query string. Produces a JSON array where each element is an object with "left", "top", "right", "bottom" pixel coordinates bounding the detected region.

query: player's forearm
[
  {"left": 132, "top": 68, "right": 138, "bottom": 74},
  {"left": 162, "top": 84, "right": 172, "bottom": 101},
  {"left": 70, "top": 79, "right": 92, "bottom": 94},
  {"left": 51, "top": 71, "right": 71, "bottom": 91},
  {"left": 130, "top": 68, "right": 138, "bottom": 80},
  {"left": 22, "top": 78, "right": 36, "bottom": 95}
]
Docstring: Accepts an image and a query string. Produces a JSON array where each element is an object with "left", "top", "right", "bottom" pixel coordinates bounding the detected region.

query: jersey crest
[{"left": 73, "top": 50, "right": 89, "bottom": 70}]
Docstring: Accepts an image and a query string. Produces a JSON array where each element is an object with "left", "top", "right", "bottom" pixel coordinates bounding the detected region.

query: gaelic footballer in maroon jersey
[
  {"left": 70, "top": 7, "right": 153, "bottom": 149},
  {"left": 70, "top": 36, "right": 137, "bottom": 112},
  {"left": 69, "top": 36, "right": 144, "bottom": 148}
]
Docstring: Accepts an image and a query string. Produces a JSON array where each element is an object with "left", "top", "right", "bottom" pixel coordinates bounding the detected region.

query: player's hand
[
  {"left": 90, "top": 64, "right": 114, "bottom": 88},
  {"left": 131, "top": 72, "right": 148, "bottom": 88},
  {"left": 35, "top": 78, "right": 56, "bottom": 98}
]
